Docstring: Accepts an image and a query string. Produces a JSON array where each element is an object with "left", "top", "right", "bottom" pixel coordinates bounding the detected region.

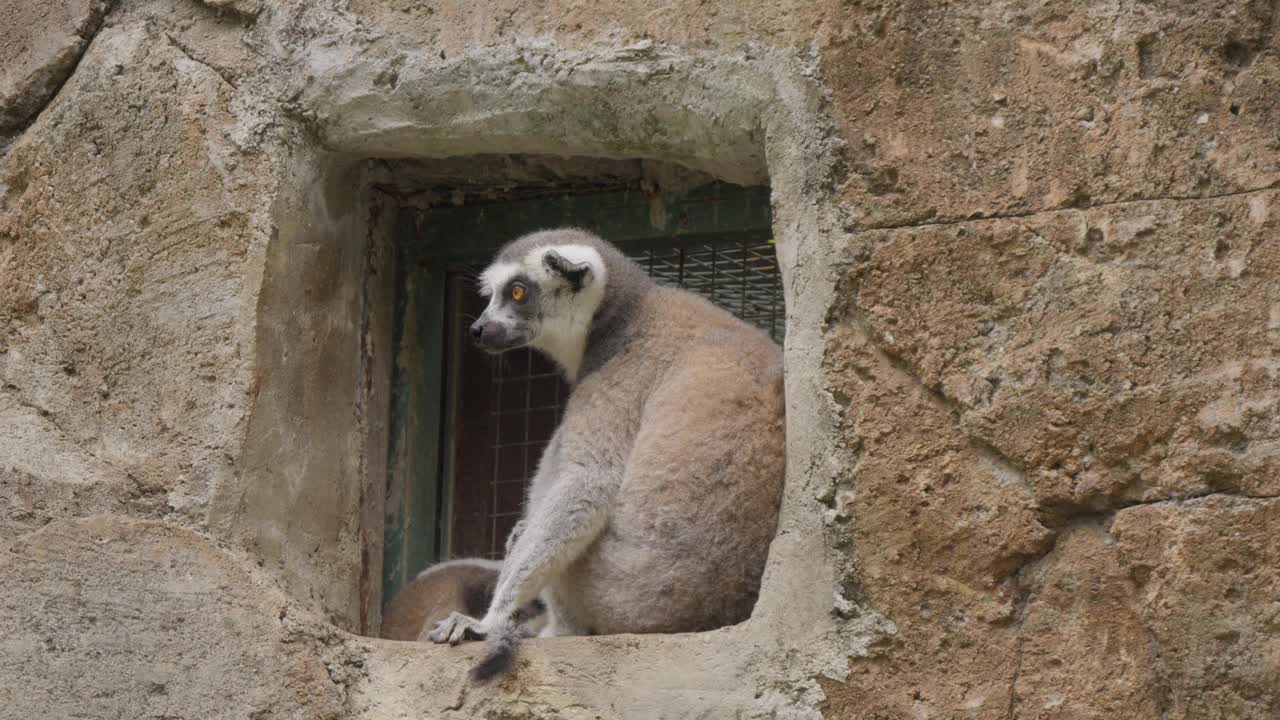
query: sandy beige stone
[
  {"left": 0, "top": 0, "right": 110, "bottom": 133},
  {"left": 819, "top": 188, "right": 1278, "bottom": 717},
  {"left": 1013, "top": 523, "right": 1161, "bottom": 718},
  {"left": 0, "top": 20, "right": 268, "bottom": 528},
  {"left": 1113, "top": 496, "right": 1280, "bottom": 719},
  {"left": 842, "top": 192, "right": 1280, "bottom": 515},
  {"left": 817, "top": 309, "right": 1052, "bottom": 717},
  {"left": 823, "top": 0, "right": 1280, "bottom": 228},
  {"left": 0, "top": 515, "right": 343, "bottom": 719},
  {"left": 346, "top": 0, "right": 845, "bottom": 55}
]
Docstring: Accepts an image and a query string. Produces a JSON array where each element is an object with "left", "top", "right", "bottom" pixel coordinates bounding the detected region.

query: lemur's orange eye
[{"left": 510, "top": 284, "right": 526, "bottom": 302}]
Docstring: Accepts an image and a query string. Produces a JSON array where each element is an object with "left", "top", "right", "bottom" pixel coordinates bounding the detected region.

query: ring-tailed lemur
[
  {"left": 381, "top": 558, "right": 547, "bottom": 642},
  {"left": 430, "top": 228, "right": 785, "bottom": 681}
]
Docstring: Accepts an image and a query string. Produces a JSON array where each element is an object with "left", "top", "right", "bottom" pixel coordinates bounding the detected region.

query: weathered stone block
[
  {"left": 1, "top": 22, "right": 266, "bottom": 523},
  {"left": 1014, "top": 524, "right": 1161, "bottom": 718},
  {"left": 823, "top": 1, "right": 1280, "bottom": 227},
  {"left": 0, "top": 0, "right": 110, "bottom": 132},
  {"left": 0, "top": 516, "right": 342, "bottom": 719},
  {"left": 838, "top": 191, "right": 1279, "bottom": 514},
  {"left": 1113, "top": 496, "right": 1280, "bottom": 719}
]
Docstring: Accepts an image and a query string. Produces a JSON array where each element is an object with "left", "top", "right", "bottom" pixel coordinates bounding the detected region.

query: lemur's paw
[{"left": 429, "top": 612, "right": 488, "bottom": 645}]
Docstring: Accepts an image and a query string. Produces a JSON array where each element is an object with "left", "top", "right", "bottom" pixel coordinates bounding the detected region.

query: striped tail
[{"left": 471, "top": 617, "right": 521, "bottom": 682}]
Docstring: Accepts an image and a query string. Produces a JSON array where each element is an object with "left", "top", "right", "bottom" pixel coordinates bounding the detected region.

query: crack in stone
[
  {"left": 1052, "top": 489, "right": 1280, "bottom": 527},
  {"left": 0, "top": 384, "right": 159, "bottom": 504},
  {"left": 831, "top": 271, "right": 1280, "bottom": 530},
  {"left": 1005, "top": 637, "right": 1023, "bottom": 720},
  {"left": 2, "top": 385, "right": 79, "bottom": 451},
  {"left": 1001, "top": 529, "right": 1052, "bottom": 720},
  {"left": 1000, "top": 481, "right": 1280, "bottom": 672},
  {"left": 1140, "top": 608, "right": 1174, "bottom": 719},
  {"left": 849, "top": 182, "right": 1280, "bottom": 234},
  {"left": 1, "top": 0, "right": 117, "bottom": 152},
  {"left": 190, "top": 0, "right": 263, "bottom": 21},
  {"left": 839, "top": 309, "right": 1036, "bottom": 491},
  {"left": 999, "top": 489, "right": 1278, "bottom": 623},
  {"left": 164, "top": 33, "right": 240, "bottom": 90}
]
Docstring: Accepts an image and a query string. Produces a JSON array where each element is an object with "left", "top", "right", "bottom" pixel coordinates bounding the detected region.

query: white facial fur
[
  {"left": 478, "top": 262, "right": 520, "bottom": 298},
  {"left": 476, "top": 244, "right": 607, "bottom": 381}
]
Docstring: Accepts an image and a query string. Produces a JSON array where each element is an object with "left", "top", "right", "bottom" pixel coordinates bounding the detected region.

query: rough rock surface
[
  {"left": 819, "top": 184, "right": 1278, "bottom": 720},
  {"left": 1113, "top": 496, "right": 1280, "bottom": 719},
  {"left": 813, "top": 3, "right": 1279, "bottom": 716},
  {"left": 825, "top": 0, "right": 1280, "bottom": 228},
  {"left": 843, "top": 192, "right": 1279, "bottom": 514},
  {"left": 0, "top": 0, "right": 111, "bottom": 135},
  {"left": 0, "top": 0, "right": 1276, "bottom": 717},
  {"left": 1, "top": 19, "right": 269, "bottom": 532},
  {"left": 196, "top": 0, "right": 260, "bottom": 17},
  {"left": 0, "top": 516, "right": 343, "bottom": 719}
]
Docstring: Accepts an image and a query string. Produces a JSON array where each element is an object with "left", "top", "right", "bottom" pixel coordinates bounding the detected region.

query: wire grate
[{"left": 630, "top": 240, "right": 784, "bottom": 344}]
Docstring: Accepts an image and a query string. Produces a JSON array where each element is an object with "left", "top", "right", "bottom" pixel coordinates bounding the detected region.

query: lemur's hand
[{"left": 429, "top": 612, "right": 488, "bottom": 645}]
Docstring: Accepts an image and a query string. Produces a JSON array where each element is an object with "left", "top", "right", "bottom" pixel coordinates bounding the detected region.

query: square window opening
[{"left": 367, "top": 155, "right": 781, "bottom": 635}]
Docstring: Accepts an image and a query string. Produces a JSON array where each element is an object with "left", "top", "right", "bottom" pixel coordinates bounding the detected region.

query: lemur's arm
[
  {"left": 428, "top": 466, "right": 614, "bottom": 646},
  {"left": 490, "top": 473, "right": 611, "bottom": 617}
]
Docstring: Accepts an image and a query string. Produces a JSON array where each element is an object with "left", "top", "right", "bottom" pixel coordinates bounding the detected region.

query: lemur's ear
[{"left": 542, "top": 249, "right": 593, "bottom": 291}]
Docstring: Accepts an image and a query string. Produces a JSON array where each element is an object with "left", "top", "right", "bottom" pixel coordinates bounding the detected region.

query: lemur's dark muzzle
[{"left": 470, "top": 318, "right": 523, "bottom": 352}]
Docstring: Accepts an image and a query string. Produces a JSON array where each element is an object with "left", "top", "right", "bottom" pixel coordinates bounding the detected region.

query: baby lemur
[{"left": 430, "top": 228, "right": 786, "bottom": 681}]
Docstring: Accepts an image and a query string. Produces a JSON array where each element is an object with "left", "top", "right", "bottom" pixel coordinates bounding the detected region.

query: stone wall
[{"left": 1, "top": 0, "right": 1276, "bottom": 718}]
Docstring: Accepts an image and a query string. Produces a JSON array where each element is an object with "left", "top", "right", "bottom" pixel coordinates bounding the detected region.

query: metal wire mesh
[
  {"left": 462, "top": 238, "right": 782, "bottom": 559},
  {"left": 630, "top": 239, "right": 784, "bottom": 344},
  {"left": 484, "top": 350, "right": 562, "bottom": 558}
]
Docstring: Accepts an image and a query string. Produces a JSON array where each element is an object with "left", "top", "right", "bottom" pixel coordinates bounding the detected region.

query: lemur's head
[{"left": 471, "top": 230, "right": 609, "bottom": 379}]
